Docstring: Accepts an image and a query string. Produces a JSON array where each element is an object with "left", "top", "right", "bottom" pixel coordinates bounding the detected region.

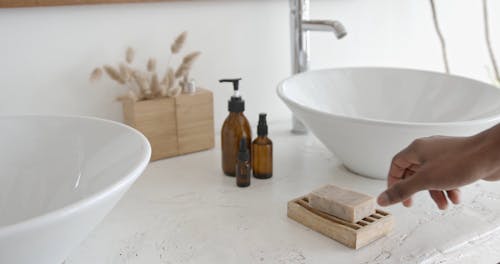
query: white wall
[{"left": 0, "top": 0, "right": 499, "bottom": 130}]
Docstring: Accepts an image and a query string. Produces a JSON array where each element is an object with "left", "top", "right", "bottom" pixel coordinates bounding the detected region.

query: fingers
[
  {"left": 381, "top": 187, "right": 461, "bottom": 209},
  {"left": 377, "top": 176, "right": 423, "bottom": 206},
  {"left": 429, "top": 189, "right": 461, "bottom": 209},
  {"left": 382, "top": 137, "right": 461, "bottom": 209},
  {"left": 387, "top": 140, "right": 422, "bottom": 181},
  {"left": 386, "top": 145, "right": 421, "bottom": 208},
  {"left": 446, "top": 189, "right": 461, "bottom": 204},
  {"left": 401, "top": 169, "right": 416, "bottom": 207},
  {"left": 429, "top": 190, "right": 448, "bottom": 210},
  {"left": 388, "top": 153, "right": 419, "bottom": 183},
  {"left": 402, "top": 198, "right": 413, "bottom": 207}
]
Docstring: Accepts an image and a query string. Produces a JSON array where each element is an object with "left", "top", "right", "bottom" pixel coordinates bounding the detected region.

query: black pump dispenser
[
  {"left": 219, "top": 78, "right": 244, "bottom": 112},
  {"left": 257, "top": 113, "right": 268, "bottom": 136},
  {"left": 238, "top": 137, "right": 249, "bottom": 161}
]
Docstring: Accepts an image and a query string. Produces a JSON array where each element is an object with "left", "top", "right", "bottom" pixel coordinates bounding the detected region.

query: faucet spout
[
  {"left": 302, "top": 20, "right": 347, "bottom": 39},
  {"left": 289, "top": 0, "right": 347, "bottom": 134}
]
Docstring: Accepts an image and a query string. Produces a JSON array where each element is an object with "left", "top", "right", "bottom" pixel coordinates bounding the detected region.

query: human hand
[{"left": 377, "top": 132, "right": 500, "bottom": 210}]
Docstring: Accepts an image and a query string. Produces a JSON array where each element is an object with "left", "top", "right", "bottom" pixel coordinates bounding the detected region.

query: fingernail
[
  {"left": 377, "top": 193, "right": 389, "bottom": 206},
  {"left": 439, "top": 204, "right": 448, "bottom": 210},
  {"left": 403, "top": 201, "right": 412, "bottom": 208}
]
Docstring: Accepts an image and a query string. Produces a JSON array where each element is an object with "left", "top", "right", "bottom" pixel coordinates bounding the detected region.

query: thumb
[{"left": 377, "top": 177, "right": 423, "bottom": 206}]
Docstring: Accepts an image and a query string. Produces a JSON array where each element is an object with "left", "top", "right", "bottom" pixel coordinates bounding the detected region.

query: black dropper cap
[
  {"left": 257, "top": 113, "right": 268, "bottom": 136},
  {"left": 219, "top": 78, "right": 244, "bottom": 112},
  {"left": 238, "top": 137, "right": 249, "bottom": 161}
]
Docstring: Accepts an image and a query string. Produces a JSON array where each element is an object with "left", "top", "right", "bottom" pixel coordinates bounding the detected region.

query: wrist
[{"left": 469, "top": 124, "right": 500, "bottom": 180}]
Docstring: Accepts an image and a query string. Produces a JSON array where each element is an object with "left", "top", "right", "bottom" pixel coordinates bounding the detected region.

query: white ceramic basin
[
  {"left": 278, "top": 67, "right": 500, "bottom": 179},
  {"left": 0, "top": 116, "right": 150, "bottom": 264}
]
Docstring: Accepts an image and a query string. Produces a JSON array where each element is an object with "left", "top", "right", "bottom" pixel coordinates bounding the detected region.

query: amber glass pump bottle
[
  {"left": 220, "top": 78, "right": 252, "bottom": 177},
  {"left": 252, "top": 113, "right": 273, "bottom": 179}
]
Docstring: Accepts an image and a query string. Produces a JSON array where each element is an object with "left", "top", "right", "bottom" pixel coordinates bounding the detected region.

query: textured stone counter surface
[{"left": 66, "top": 121, "right": 500, "bottom": 264}]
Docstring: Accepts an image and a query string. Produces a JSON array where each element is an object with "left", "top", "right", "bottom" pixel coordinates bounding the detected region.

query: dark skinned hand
[{"left": 377, "top": 125, "right": 500, "bottom": 210}]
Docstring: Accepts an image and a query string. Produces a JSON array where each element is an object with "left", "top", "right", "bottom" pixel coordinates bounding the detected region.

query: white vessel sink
[
  {"left": 278, "top": 67, "right": 500, "bottom": 179},
  {"left": 0, "top": 115, "right": 151, "bottom": 264}
]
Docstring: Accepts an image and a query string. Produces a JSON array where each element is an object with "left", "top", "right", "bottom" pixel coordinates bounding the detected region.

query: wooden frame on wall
[{"left": 0, "top": 0, "right": 175, "bottom": 8}]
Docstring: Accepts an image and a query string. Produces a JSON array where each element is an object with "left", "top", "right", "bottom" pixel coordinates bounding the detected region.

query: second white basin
[{"left": 278, "top": 67, "right": 500, "bottom": 179}]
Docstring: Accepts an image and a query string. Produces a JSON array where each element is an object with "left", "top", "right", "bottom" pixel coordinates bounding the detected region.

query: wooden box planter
[{"left": 122, "top": 88, "right": 215, "bottom": 161}]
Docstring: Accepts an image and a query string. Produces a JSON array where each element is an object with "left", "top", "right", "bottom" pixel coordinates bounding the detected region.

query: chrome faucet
[{"left": 289, "top": 0, "right": 347, "bottom": 134}]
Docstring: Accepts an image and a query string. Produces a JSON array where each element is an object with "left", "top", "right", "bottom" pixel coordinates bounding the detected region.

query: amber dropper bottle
[
  {"left": 252, "top": 113, "right": 273, "bottom": 179},
  {"left": 236, "top": 138, "right": 251, "bottom": 187}
]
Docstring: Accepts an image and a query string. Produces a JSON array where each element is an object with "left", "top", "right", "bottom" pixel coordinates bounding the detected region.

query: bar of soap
[{"left": 308, "top": 184, "right": 375, "bottom": 223}]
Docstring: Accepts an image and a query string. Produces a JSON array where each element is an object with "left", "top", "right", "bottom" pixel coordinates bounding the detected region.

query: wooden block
[
  {"left": 122, "top": 97, "right": 179, "bottom": 161},
  {"left": 122, "top": 88, "right": 215, "bottom": 161},
  {"left": 287, "top": 196, "right": 394, "bottom": 249},
  {"left": 175, "top": 88, "right": 215, "bottom": 155},
  {"left": 308, "top": 184, "right": 375, "bottom": 223}
]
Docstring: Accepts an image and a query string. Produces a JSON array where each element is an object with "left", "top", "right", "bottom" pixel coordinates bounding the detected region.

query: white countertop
[{"left": 66, "top": 121, "right": 500, "bottom": 264}]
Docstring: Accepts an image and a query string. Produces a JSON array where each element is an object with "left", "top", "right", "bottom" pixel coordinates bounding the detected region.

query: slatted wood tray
[{"left": 287, "top": 196, "right": 394, "bottom": 249}]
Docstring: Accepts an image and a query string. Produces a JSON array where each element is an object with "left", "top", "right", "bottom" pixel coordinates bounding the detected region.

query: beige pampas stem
[
  {"left": 116, "top": 90, "right": 139, "bottom": 102},
  {"left": 103, "top": 65, "right": 125, "bottom": 84},
  {"left": 116, "top": 94, "right": 129, "bottom": 101},
  {"left": 132, "top": 71, "right": 151, "bottom": 98},
  {"left": 147, "top": 58, "right": 157, "bottom": 72},
  {"left": 175, "top": 51, "right": 201, "bottom": 78},
  {"left": 119, "top": 63, "right": 132, "bottom": 82},
  {"left": 170, "top": 31, "right": 187, "bottom": 54},
  {"left": 162, "top": 67, "right": 175, "bottom": 91},
  {"left": 167, "top": 85, "right": 181, "bottom": 97},
  {"left": 128, "top": 90, "right": 139, "bottom": 101},
  {"left": 89, "top": 68, "right": 103, "bottom": 82},
  {"left": 150, "top": 73, "right": 161, "bottom": 97},
  {"left": 126, "top": 47, "right": 135, "bottom": 64},
  {"left": 91, "top": 30, "right": 200, "bottom": 101},
  {"left": 159, "top": 83, "right": 168, "bottom": 96}
]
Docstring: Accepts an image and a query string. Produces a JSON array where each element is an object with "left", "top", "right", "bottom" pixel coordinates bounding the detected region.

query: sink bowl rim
[
  {"left": 277, "top": 66, "right": 500, "bottom": 128},
  {"left": 0, "top": 114, "right": 151, "bottom": 237}
]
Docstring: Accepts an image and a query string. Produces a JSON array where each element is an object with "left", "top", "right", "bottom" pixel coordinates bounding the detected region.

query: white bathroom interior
[{"left": 1, "top": 0, "right": 500, "bottom": 263}]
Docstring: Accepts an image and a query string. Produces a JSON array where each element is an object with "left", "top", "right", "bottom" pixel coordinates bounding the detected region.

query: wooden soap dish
[{"left": 287, "top": 196, "right": 394, "bottom": 249}]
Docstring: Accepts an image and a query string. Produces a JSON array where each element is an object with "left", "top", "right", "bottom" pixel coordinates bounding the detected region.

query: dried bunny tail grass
[
  {"left": 170, "top": 31, "right": 187, "bottom": 54},
  {"left": 132, "top": 71, "right": 152, "bottom": 99},
  {"left": 116, "top": 94, "right": 129, "bottom": 101},
  {"left": 119, "top": 63, "right": 132, "bottom": 82},
  {"left": 150, "top": 73, "right": 161, "bottom": 97},
  {"left": 89, "top": 67, "right": 103, "bottom": 82},
  {"left": 167, "top": 85, "right": 181, "bottom": 97},
  {"left": 173, "top": 86, "right": 182, "bottom": 97},
  {"left": 143, "top": 90, "right": 154, "bottom": 99},
  {"left": 175, "top": 51, "right": 201, "bottom": 78},
  {"left": 128, "top": 90, "right": 139, "bottom": 101},
  {"left": 162, "top": 67, "right": 175, "bottom": 91},
  {"left": 159, "top": 83, "right": 168, "bottom": 96},
  {"left": 116, "top": 90, "right": 139, "bottom": 102},
  {"left": 126, "top": 47, "right": 135, "bottom": 64},
  {"left": 147, "top": 58, "right": 157, "bottom": 72},
  {"left": 103, "top": 65, "right": 125, "bottom": 84},
  {"left": 174, "top": 64, "right": 189, "bottom": 79}
]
